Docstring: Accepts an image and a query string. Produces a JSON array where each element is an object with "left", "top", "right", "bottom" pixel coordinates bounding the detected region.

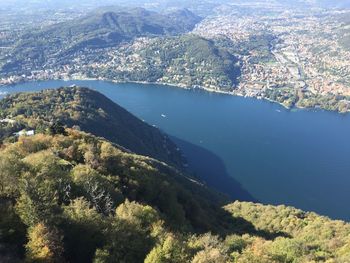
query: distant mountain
[
  {"left": 1, "top": 33, "right": 241, "bottom": 93},
  {"left": 21, "top": 7, "right": 200, "bottom": 48},
  {"left": 166, "top": 8, "right": 202, "bottom": 32},
  {"left": 0, "top": 0, "right": 232, "bottom": 16},
  {"left": 0, "top": 87, "right": 185, "bottom": 168},
  {"left": 0, "top": 7, "right": 201, "bottom": 75},
  {"left": 136, "top": 35, "right": 241, "bottom": 90}
]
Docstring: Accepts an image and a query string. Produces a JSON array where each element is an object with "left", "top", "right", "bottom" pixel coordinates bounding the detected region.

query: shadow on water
[
  {"left": 167, "top": 138, "right": 289, "bottom": 239},
  {"left": 170, "top": 136, "right": 257, "bottom": 202}
]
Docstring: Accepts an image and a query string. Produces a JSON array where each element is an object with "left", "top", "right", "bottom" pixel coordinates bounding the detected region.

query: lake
[{"left": 1, "top": 80, "right": 350, "bottom": 221}]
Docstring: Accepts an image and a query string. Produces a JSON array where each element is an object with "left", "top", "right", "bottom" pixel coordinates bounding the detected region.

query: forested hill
[
  {"left": 0, "top": 87, "right": 184, "bottom": 168},
  {"left": 1, "top": 88, "right": 350, "bottom": 263},
  {"left": 124, "top": 34, "right": 241, "bottom": 90},
  {"left": 1, "top": 7, "right": 201, "bottom": 75}
]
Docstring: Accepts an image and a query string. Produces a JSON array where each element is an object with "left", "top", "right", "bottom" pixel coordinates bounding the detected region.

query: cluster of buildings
[{"left": 194, "top": 8, "right": 350, "bottom": 99}]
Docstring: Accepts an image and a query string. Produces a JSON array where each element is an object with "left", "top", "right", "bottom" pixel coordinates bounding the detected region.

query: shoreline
[
  {"left": 0, "top": 76, "right": 284, "bottom": 103},
  {"left": 1, "top": 76, "right": 348, "bottom": 113}
]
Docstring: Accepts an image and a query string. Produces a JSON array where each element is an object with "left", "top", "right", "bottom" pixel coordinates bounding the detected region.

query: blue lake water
[{"left": 1, "top": 80, "right": 350, "bottom": 221}]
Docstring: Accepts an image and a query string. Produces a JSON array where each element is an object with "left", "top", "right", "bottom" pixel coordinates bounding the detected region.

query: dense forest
[
  {"left": 141, "top": 35, "right": 241, "bottom": 90},
  {"left": 1, "top": 87, "right": 350, "bottom": 263}
]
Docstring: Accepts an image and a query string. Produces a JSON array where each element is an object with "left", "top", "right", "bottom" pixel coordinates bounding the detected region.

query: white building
[{"left": 14, "top": 130, "right": 35, "bottom": 137}]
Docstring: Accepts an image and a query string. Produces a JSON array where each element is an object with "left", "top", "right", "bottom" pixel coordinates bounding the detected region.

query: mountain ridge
[
  {"left": 0, "top": 7, "right": 201, "bottom": 75},
  {"left": 0, "top": 87, "right": 185, "bottom": 169}
]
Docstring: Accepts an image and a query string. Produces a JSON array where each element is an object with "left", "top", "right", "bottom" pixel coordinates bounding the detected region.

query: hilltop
[
  {"left": 93, "top": 34, "right": 240, "bottom": 90},
  {"left": 140, "top": 35, "right": 240, "bottom": 90}
]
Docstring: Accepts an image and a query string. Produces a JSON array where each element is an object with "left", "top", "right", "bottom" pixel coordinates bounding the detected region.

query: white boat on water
[{"left": 161, "top": 114, "right": 167, "bottom": 118}]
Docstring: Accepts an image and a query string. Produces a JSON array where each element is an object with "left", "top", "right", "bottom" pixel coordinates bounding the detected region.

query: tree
[
  {"left": 25, "top": 223, "right": 64, "bottom": 263},
  {"left": 0, "top": 151, "right": 25, "bottom": 197},
  {"left": 268, "top": 237, "right": 304, "bottom": 263},
  {"left": 95, "top": 201, "right": 161, "bottom": 263},
  {"left": 115, "top": 200, "right": 159, "bottom": 228},
  {"left": 15, "top": 150, "right": 71, "bottom": 226},
  {"left": 15, "top": 174, "right": 61, "bottom": 227},
  {"left": 93, "top": 249, "right": 111, "bottom": 263},
  {"left": 70, "top": 164, "right": 120, "bottom": 215},
  {"left": 192, "top": 248, "right": 228, "bottom": 263},
  {"left": 189, "top": 233, "right": 229, "bottom": 263},
  {"left": 61, "top": 198, "right": 105, "bottom": 263},
  {"left": 48, "top": 122, "right": 66, "bottom": 136},
  {"left": 0, "top": 201, "right": 27, "bottom": 259},
  {"left": 145, "top": 234, "right": 191, "bottom": 263}
]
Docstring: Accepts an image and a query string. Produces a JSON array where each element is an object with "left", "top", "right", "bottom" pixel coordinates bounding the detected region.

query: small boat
[
  {"left": 276, "top": 109, "right": 281, "bottom": 113},
  {"left": 161, "top": 114, "right": 167, "bottom": 118}
]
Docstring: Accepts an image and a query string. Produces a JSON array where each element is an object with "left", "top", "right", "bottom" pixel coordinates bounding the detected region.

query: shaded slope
[{"left": 0, "top": 87, "right": 184, "bottom": 168}]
